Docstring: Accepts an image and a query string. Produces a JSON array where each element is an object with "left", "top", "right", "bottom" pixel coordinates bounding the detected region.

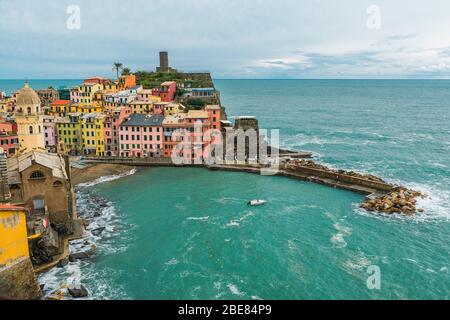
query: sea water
[{"left": 2, "top": 79, "right": 448, "bottom": 299}]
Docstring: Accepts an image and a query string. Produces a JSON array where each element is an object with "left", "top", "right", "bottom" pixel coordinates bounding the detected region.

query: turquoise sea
[{"left": 3, "top": 79, "right": 448, "bottom": 299}]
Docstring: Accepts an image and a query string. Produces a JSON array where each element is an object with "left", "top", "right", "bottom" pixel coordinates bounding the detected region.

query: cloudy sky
[{"left": 1, "top": 0, "right": 450, "bottom": 79}]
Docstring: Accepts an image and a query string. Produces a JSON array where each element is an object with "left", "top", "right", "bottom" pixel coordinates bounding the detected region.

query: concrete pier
[{"left": 81, "top": 157, "right": 393, "bottom": 196}]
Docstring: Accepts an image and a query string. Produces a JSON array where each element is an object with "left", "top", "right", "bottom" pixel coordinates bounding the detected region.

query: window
[
  {"left": 29, "top": 126, "right": 33, "bottom": 134},
  {"left": 29, "top": 171, "right": 45, "bottom": 180},
  {"left": 53, "top": 180, "right": 63, "bottom": 187}
]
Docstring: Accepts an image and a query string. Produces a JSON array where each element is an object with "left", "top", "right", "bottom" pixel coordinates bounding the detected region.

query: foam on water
[{"left": 78, "top": 169, "right": 137, "bottom": 188}]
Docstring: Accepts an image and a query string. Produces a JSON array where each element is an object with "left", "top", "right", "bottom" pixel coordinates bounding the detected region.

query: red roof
[
  {"left": 52, "top": 100, "right": 70, "bottom": 106},
  {"left": 0, "top": 204, "right": 26, "bottom": 212}
]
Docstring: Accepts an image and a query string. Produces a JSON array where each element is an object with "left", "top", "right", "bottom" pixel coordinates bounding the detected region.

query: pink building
[
  {"left": 104, "top": 106, "right": 131, "bottom": 157},
  {"left": 119, "top": 114, "right": 164, "bottom": 158},
  {"left": 70, "top": 88, "right": 80, "bottom": 103},
  {"left": 162, "top": 111, "right": 212, "bottom": 162},
  {"left": 160, "top": 81, "right": 176, "bottom": 102},
  {"left": 43, "top": 116, "right": 57, "bottom": 153},
  {"left": 0, "top": 119, "right": 18, "bottom": 157}
]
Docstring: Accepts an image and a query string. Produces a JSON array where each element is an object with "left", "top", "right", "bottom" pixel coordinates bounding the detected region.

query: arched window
[
  {"left": 27, "top": 107, "right": 31, "bottom": 115},
  {"left": 29, "top": 171, "right": 45, "bottom": 180},
  {"left": 53, "top": 180, "right": 63, "bottom": 187},
  {"left": 29, "top": 126, "right": 33, "bottom": 134},
  {"left": 39, "top": 125, "right": 41, "bottom": 133}
]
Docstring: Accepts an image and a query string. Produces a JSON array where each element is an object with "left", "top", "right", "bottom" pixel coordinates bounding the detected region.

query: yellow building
[
  {"left": 130, "top": 101, "right": 154, "bottom": 114},
  {"left": 76, "top": 105, "right": 104, "bottom": 114},
  {"left": 0, "top": 205, "right": 29, "bottom": 267},
  {"left": 81, "top": 112, "right": 106, "bottom": 156},
  {"left": 49, "top": 100, "right": 73, "bottom": 117},
  {"left": 164, "top": 103, "right": 185, "bottom": 116},
  {"left": 78, "top": 83, "right": 102, "bottom": 107},
  {"left": 56, "top": 112, "right": 83, "bottom": 155},
  {"left": 103, "top": 82, "right": 117, "bottom": 93},
  {"left": 14, "top": 83, "right": 46, "bottom": 153}
]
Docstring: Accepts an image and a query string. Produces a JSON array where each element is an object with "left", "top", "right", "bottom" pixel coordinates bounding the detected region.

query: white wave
[
  {"left": 227, "top": 284, "right": 244, "bottom": 296},
  {"left": 186, "top": 216, "right": 210, "bottom": 221},
  {"left": 343, "top": 252, "right": 371, "bottom": 271},
  {"left": 226, "top": 221, "right": 240, "bottom": 227},
  {"left": 330, "top": 223, "right": 352, "bottom": 249},
  {"left": 165, "top": 258, "right": 179, "bottom": 266},
  {"left": 78, "top": 168, "right": 137, "bottom": 188},
  {"left": 39, "top": 190, "right": 129, "bottom": 300}
]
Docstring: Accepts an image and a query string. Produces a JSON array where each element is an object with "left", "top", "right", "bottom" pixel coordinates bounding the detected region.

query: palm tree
[
  {"left": 112, "top": 62, "right": 123, "bottom": 79},
  {"left": 121, "top": 67, "right": 131, "bottom": 76}
]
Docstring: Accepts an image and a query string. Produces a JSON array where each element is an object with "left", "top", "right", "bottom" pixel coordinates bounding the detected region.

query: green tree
[
  {"left": 122, "top": 67, "right": 131, "bottom": 76},
  {"left": 113, "top": 62, "right": 123, "bottom": 79}
]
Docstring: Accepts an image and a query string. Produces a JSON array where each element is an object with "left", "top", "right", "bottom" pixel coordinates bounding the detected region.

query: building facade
[{"left": 119, "top": 114, "right": 164, "bottom": 158}]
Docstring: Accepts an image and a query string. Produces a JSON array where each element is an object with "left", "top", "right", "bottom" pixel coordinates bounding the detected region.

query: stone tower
[{"left": 14, "top": 83, "right": 46, "bottom": 153}]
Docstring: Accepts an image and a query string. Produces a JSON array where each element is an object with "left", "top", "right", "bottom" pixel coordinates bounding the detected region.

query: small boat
[{"left": 247, "top": 200, "right": 267, "bottom": 206}]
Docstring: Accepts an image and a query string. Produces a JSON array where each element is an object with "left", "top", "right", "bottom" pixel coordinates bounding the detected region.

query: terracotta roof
[
  {"left": 0, "top": 204, "right": 27, "bottom": 211},
  {"left": 51, "top": 100, "right": 70, "bottom": 106}
]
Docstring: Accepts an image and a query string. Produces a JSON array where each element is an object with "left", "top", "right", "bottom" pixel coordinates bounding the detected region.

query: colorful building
[
  {"left": 36, "top": 88, "right": 59, "bottom": 106},
  {"left": 205, "top": 105, "right": 221, "bottom": 130},
  {"left": 81, "top": 112, "right": 106, "bottom": 156},
  {"left": 162, "top": 113, "right": 187, "bottom": 158},
  {"left": 104, "top": 106, "right": 131, "bottom": 157},
  {"left": 137, "top": 89, "right": 160, "bottom": 102},
  {"left": 118, "top": 74, "right": 137, "bottom": 90},
  {"left": 129, "top": 101, "right": 154, "bottom": 114},
  {"left": 43, "top": 115, "right": 57, "bottom": 153},
  {"left": 0, "top": 120, "right": 18, "bottom": 157},
  {"left": 49, "top": 100, "right": 71, "bottom": 117},
  {"left": 0, "top": 205, "right": 29, "bottom": 267},
  {"left": 119, "top": 114, "right": 164, "bottom": 158},
  {"left": 78, "top": 82, "right": 102, "bottom": 107},
  {"left": 160, "top": 81, "right": 177, "bottom": 102},
  {"left": 70, "top": 88, "right": 80, "bottom": 103},
  {"left": 56, "top": 113, "right": 82, "bottom": 155}
]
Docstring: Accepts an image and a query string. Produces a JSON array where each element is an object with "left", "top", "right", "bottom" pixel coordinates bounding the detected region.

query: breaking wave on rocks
[{"left": 38, "top": 188, "right": 130, "bottom": 300}]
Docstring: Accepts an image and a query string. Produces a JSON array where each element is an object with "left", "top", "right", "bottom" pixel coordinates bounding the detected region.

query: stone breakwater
[{"left": 285, "top": 160, "right": 425, "bottom": 215}]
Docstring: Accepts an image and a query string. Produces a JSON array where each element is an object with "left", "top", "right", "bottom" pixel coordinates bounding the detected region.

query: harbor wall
[{"left": 82, "top": 157, "right": 393, "bottom": 194}]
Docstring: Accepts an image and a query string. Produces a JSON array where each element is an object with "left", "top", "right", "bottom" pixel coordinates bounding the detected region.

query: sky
[{"left": 1, "top": 0, "right": 450, "bottom": 79}]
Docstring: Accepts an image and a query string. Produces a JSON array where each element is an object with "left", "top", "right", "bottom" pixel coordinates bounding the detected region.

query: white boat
[{"left": 247, "top": 200, "right": 267, "bottom": 206}]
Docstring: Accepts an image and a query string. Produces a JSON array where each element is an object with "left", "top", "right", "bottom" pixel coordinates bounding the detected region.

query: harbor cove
[{"left": 29, "top": 79, "right": 449, "bottom": 300}]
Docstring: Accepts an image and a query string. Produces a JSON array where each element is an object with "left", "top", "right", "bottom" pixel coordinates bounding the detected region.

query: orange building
[{"left": 118, "top": 75, "right": 137, "bottom": 90}]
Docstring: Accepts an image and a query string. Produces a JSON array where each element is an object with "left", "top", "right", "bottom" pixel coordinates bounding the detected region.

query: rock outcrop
[{"left": 361, "top": 187, "right": 424, "bottom": 215}]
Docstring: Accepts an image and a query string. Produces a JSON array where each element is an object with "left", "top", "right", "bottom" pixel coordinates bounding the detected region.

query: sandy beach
[{"left": 71, "top": 163, "right": 136, "bottom": 186}]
